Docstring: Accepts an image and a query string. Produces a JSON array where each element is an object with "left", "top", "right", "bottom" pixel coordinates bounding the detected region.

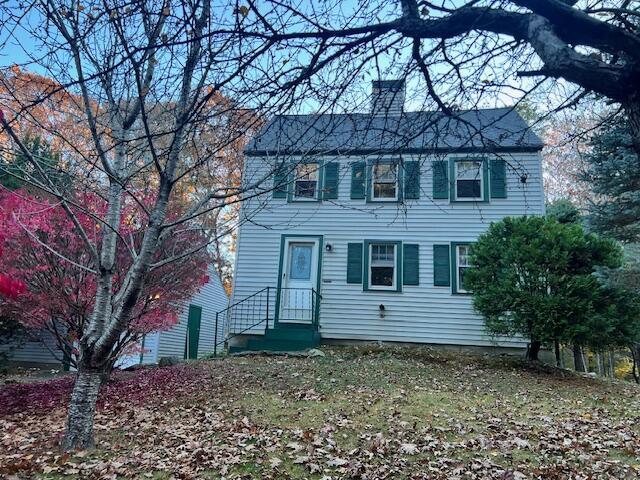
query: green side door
[{"left": 184, "top": 305, "right": 202, "bottom": 360}]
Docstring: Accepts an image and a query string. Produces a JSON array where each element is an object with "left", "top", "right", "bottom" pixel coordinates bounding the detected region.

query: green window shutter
[
  {"left": 490, "top": 158, "right": 507, "bottom": 198},
  {"left": 323, "top": 161, "right": 339, "bottom": 200},
  {"left": 403, "top": 161, "right": 419, "bottom": 199},
  {"left": 366, "top": 162, "right": 373, "bottom": 202},
  {"left": 273, "top": 163, "right": 288, "bottom": 199},
  {"left": 346, "top": 242, "right": 363, "bottom": 283},
  {"left": 402, "top": 244, "right": 419, "bottom": 285},
  {"left": 351, "top": 161, "right": 366, "bottom": 199},
  {"left": 432, "top": 160, "right": 448, "bottom": 199},
  {"left": 482, "top": 159, "right": 489, "bottom": 201},
  {"left": 397, "top": 161, "right": 404, "bottom": 203},
  {"left": 433, "top": 244, "right": 450, "bottom": 286}
]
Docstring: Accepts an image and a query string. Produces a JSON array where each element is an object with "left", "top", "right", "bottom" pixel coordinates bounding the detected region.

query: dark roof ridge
[
  {"left": 275, "top": 106, "right": 519, "bottom": 118},
  {"left": 246, "top": 107, "right": 544, "bottom": 154}
]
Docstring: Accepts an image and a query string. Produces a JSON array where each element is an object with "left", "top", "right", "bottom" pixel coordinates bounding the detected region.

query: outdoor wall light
[
  {"left": 379, "top": 304, "right": 385, "bottom": 318},
  {"left": 325, "top": 243, "right": 333, "bottom": 252}
]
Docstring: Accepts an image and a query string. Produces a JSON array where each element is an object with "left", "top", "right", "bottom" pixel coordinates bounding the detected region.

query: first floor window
[
  {"left": 294, "top": 163, "right": 318, "bottom": 199},
  {"left": 372, "top": 162, "right": 398, "bottom": 200},
  {"left": 369, "top": 243, "right": 396, "bottom": 289},
  {"left": 456, "top": 244, "right": 472, "bottom": 292},
  {"left": 455, "top": 160, "right": 483, "bottom": 200}
]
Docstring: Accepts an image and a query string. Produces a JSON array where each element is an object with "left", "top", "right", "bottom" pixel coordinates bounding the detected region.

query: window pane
[
  {"left": 371, "top": 266, "right": 394, "bottom": 286},
  {"left": 295, "top": 163, "right": 318, "bottom": 198},
  {"left": 295, "top": 180, "right": 317, "bottom": 197},
  {"left": 372, "top": 163, "right": 398, "bottom": 199},
  {"left": 297, "top": 163, "right": 318, "bottom": 180},
  {"left": 456, "top": 161, "right": 482, "bottom": 199},
  {"left": 459, "top": 266, "right": 470, "bottom": 291},
  {"left": 370, "top": 243, "right": 395, "bottom": 287},
  {"left": 457, "top": 179, "right": 481, "bottom": 198},
  {"left": 289, "top": 245, "right": 312, "bottom": 279},
  {"left": 371, "top": 244, "right": 394, "bottom": 264},
  {"left": 457, "top": 161, "right": 481, "bottom": 179},
  {"left": 457, "top": 245, "right": 472, "bottom": 291},
  {"left": 374, "top": 182, "right": 396, "bottom": 198},
  {"left": 373, "top": 163, "right": 396, "bottom": 182},
  {"left": 458, "top": 245, "right": 470, "bottom": 266}
]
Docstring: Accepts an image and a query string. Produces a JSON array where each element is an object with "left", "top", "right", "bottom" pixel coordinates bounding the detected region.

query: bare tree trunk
[
  {"left": 609, "top": 350, "right": 615, "bottom": 378},
  {"left": 554, "top": 340, "right": 561, "bottom": 367},
  {"left": 631, "top": 345, "right": 640, "bottom": 384},
  {"left": 573, "top": 344, "right": 586, "bottom": 372},
  {"left": 527, "top": 340, "right": 542, "bottom": 361},
  {"left": 596, "top": 352, "right": 603, "bottom": 376},
  {"left": 61, "top": 366, "right": 103, "bottom": 451}
]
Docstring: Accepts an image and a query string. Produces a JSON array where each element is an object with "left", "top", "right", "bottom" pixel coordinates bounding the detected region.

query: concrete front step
[
  {"left": 247, "top": 338, "right": 316, "bottom": 351},
  {"left": 229, "top": 324, "right": 320, "bottom": 353},
  {"left": 265, "top": 327, "right": 317, "bottom": 343}
]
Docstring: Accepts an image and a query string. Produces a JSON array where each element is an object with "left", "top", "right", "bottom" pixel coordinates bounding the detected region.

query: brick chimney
[{"left": 371, "top": 79, "right": 405, "bottom": 116}]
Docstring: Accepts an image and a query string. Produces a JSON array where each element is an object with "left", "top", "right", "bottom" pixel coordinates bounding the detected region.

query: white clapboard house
[
  {"left": 227, "top": 79, "right": 544, "bottom": 352},
  {"left": 1, "top": 267, "right": 228, "bottom": 369}
]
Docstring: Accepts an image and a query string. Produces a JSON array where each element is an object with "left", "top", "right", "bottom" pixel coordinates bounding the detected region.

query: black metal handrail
[
  {"left": 312, "top": 288, "right": 322, "bottom": 330},
  {"left": 211, "top": 286, "right": 321, "bottom": 356},
  {"left": 213, "top": 286, "right": 273, "bottom": 356}
]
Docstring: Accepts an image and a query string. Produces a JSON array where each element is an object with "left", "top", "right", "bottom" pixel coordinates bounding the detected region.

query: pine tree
[
  {"left": 546, "top": 199, "right": 582, "bottom": 225},
  {"left": 0, "top": 135, "right": 66, "bottom": 192},
  {"left": 582, "top": 116, "right": 640, "bottom": 242}
]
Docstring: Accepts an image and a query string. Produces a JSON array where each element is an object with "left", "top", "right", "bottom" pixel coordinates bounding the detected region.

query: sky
[{"left": 0, "top": 0, "right": 546, "bottom": 117}]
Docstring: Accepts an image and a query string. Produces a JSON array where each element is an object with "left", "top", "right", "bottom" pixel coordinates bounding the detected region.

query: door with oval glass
[{"left": 279, "top": 238, "right": 319, "bottom": 323}]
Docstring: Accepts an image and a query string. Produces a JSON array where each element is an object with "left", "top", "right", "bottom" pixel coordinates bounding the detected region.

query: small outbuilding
[{"left": 1, "top": 267, "right": 229, "bottom": 370}]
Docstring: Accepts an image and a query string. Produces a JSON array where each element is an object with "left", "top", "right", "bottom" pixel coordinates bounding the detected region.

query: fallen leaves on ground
[{"left": 1, "top": 346, "right": 640, "bottom": 479}]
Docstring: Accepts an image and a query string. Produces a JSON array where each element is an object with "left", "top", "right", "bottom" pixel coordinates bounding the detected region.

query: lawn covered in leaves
[{"left": 1, "top": 346, "right": 640, "bottom": 479}]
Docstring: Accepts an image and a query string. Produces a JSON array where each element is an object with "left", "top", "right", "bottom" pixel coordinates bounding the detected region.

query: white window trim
[
  {"left": 371, "top": 163, "right": 399, "bottom": 202},
  {"left": 456, "top": 244, "right": 471, "bottom": 293},
  {"left": 368, "top": 243, "right": 397, "bottom": 291},
  {"left": 454, "top": 160, "right": 484, "bottom": 202},
  {"left": 293, "top": 163, "right": 320, "bottom": 201}
]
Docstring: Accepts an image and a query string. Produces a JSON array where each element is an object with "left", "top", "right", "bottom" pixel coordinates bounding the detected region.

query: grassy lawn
[{"left": 1, "top": 346, "right": 640, "bottom": 479}]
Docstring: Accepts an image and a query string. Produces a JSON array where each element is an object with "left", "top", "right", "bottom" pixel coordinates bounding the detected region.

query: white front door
[{"left": 280, "top": 238, "right": 319, "bottom": 323}]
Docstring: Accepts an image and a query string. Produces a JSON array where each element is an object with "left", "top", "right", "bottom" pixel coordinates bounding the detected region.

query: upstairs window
[
  {"left": 294, "top": 163, "right": 319, "bottom": 199},
  {"left": 372, "top": 162, "right": 398, "bottom": 201},
  {"left": 456, "top": 244, "right": 472, "bottom": 293},
  {"left": 369, "top": 243, "right": 396, "bottom": 290},
  {"left": 455, "top": 160, "right": 484, "bottom": 201}
]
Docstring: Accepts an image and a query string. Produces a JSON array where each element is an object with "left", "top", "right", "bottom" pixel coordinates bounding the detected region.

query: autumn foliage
[
  {"left": 0, "top": 67, "right": 89, "bottom": 159},
  {"left": 0, "top": 190, "right": 212, "bottom": 366},
  {"left": 0, "top": 233, "right": 25, "bottom": 299}
]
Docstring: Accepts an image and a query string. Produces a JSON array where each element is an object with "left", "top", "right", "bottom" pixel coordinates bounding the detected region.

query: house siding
[
  {"left": 0, "top": 330, "right": 61, "bottom": 365},
  {"left": 156, "top": 268, "right": 228, "bottom": 360},
  {"left": 2, "top": 268, "right": 228, "bottom": 367},
  {"left": 232, "top": 152, "right": 544, "bottom": 347}
]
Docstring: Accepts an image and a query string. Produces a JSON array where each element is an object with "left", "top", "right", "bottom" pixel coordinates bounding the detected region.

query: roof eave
[{"left": 244, "top": 145, "right": 544, "bottom": 156}]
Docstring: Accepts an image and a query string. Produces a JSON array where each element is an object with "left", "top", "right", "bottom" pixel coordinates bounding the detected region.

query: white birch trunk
[{"left": 61, "top": 369, "right": 103, "bottom": 450}]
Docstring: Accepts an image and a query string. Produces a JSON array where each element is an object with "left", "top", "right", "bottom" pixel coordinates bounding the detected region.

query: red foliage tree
[
  {"left": 0, "top": 233, "right": 25, "bottom": 299},
  {"left": 0, "top": 190, "right": 211, "bottom": 369}
]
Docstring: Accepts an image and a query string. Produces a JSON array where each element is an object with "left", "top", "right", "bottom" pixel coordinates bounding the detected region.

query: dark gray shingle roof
[{"left": 246, "top": 107, "right": 543, "bottom": 156}]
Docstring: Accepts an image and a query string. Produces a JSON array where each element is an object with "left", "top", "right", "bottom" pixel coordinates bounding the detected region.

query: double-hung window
[
  {"left": 369, "top": 243, "right": 396, "bottom": 290},
  {"left": 455, "top": 244, "right": 472, "bottom": 293},
  {"left": 294, "top": 163, "right": 319, "bottom": 199},
  {"left": 455, "top": 160, "right": 484, "bottom": 201},
  {"left": 371, "top": 162, "right": 398, "bottom": 201}
]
